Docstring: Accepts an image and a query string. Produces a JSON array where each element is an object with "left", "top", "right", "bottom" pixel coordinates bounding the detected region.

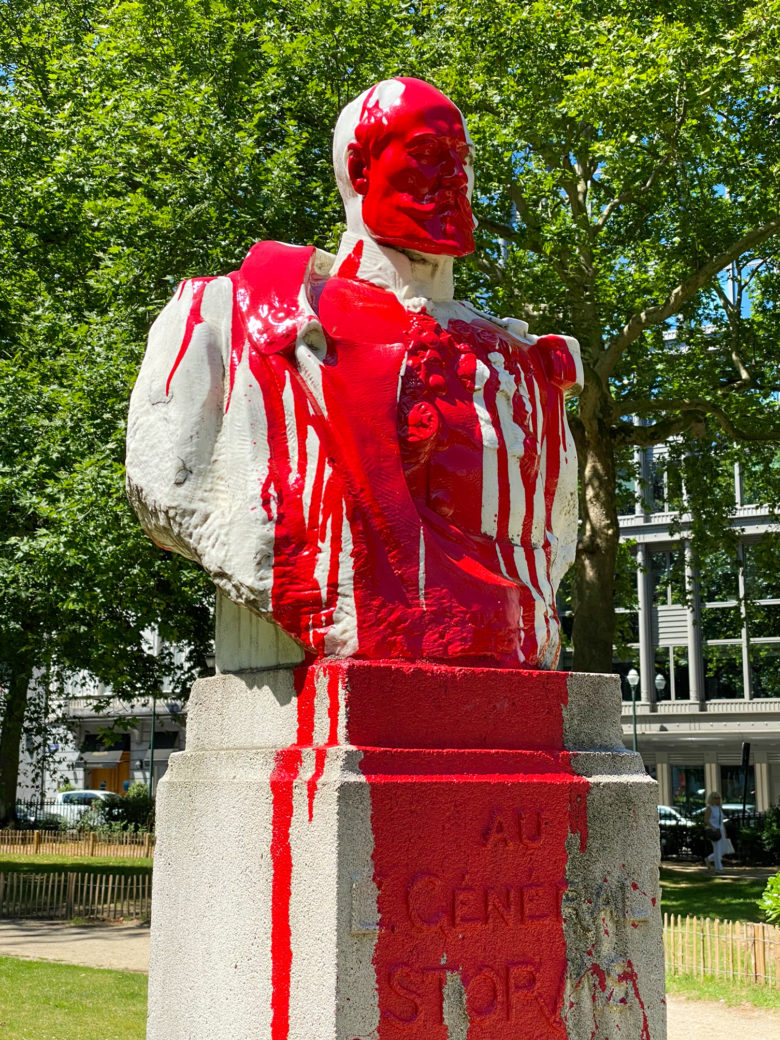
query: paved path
[
  {"left": 2, "top": 920, "right": 780, "bottom": 1037},
  {"left": 0, "top": 919, "right": 150, "bottom": 973},
  {"left": 669, "top": 992, "right": 780, "bottom": 1039},
  {"left": 662, "top": 861, "right": 779, "bottom": 881}
]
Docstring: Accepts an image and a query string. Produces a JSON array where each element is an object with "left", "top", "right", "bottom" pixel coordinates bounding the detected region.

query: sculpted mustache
[{"left": 403, "top": 190, "right": 472, "bottom": 216}]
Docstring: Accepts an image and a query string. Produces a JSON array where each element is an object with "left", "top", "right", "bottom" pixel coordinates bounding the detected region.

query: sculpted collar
[{"left": 331, "top": 232, "right": 455, "bottom": 308}]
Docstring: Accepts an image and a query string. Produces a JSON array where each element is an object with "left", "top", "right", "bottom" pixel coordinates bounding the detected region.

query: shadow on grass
[{"left": 660, "top": 866, "right": 770, "bottom": 923}]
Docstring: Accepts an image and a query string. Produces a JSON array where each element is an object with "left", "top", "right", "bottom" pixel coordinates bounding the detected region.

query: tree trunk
[
  {"left": 0, "top": 654, "right": 35, "bottom": 826},
  {"left": 571, "top": 411, "right": 620, "bottom": 673}
]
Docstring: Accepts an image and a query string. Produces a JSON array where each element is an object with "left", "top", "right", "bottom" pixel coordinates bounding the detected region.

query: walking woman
[{"left": 704, "top": 792, "right": 734, "bottom": 872}]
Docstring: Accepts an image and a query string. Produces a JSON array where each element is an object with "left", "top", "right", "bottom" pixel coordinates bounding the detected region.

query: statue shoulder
[
  {"left": 455, "top": 302, "right": 582, "bottom": 393},
  {"left": 533, "top": 332, "right": 582, "bottom": 393},
  {"left": 232, "top": 241, "right": 334, "bottom": 356},
  {"left": 237, "top": 240, "right": 325, "bottom": 291}
]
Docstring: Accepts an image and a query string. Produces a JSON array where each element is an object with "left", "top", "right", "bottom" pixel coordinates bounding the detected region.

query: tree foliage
[{"left": 2, "top": 0, "right": 780, "bottom": 816}]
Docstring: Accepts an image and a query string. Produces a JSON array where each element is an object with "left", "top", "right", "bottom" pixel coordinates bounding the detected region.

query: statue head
[{"left": 333, "top": 77, "right": 475, "bottom": 257}]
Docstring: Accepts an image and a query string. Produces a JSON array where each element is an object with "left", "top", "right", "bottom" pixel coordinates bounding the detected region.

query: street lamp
[
  {"left": 627, "top": 668, "right": 640, "bottom": 752},
  {"left": 149, "top": 694, "right": 157, "bottom": 799},
  {"left": 654, "top": 673, "right": 667, "bottom": 700}
]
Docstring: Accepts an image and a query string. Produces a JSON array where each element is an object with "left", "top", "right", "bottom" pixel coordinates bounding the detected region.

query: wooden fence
[
  {"left": 664, "top": 912, "right": 780, "bottom": 987},
  {"left": 0, "top": 830, "right": 154, "bottom": 859},
  {"left": 0, "top": 870, "right": 152, "bottom": 921}
]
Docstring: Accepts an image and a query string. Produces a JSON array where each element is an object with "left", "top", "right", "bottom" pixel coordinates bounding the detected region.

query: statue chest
[
  {"left": 315, "top": 276, "right": 549, "bottom": 543},
  {"left": 397, "top": 315, "right": 545, "bottom": 539}
]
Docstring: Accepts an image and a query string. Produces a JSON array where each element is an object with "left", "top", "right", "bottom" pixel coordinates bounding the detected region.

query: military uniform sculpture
[{"left": 127, "top": 77, "right": 582, "bottom": 668}]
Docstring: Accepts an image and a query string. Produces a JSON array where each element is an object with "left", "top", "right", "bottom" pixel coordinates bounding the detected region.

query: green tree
[{"left": 2, "top": 1, "right": 780, "bottom": 822}]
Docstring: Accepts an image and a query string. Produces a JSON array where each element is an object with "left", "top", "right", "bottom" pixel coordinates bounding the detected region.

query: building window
[
  {"left": 750, "top": 645, "right": 780, "bottom": 698},
  {"left": 720, "top": 765, "right": 756, "bottom": 810},
  {"left": 703, "top": 646, "right": 742, "bottom": 700},
  {"left": 670, "top": 647, "right": 691, "bottom": 700},
  {"left": 699, "top": 550, "right": 739, "bottom": 604},
  {"left": 615, "top": 460, "right": 636, "bottom": 516},
  {"left": 740, "top": 449, "right": 780, "bottom": 507},
  {"left": 670, "top": 765, "right": 705, "bottom": 815},
  {"left": 744, "top": 538, "right": 780, "bottom": 599},
  {"left": 648, "top": 452, "right": 684, "bottom": 514},
  {"left": 650, "top": 550, "right": 684, "bottom": 607}
]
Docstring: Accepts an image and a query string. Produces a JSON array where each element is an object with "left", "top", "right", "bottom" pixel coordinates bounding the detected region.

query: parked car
[
  {"left": 658, "top": 804, "right": 695, "bottom": 827},
  {"left": 691, "top": 803, "right": 756, "bottom": 820},
  {"left": 658, "top": 804, "right": 696, "bottom": 857},
  {"left": 14, "top": 802, "right": 65, "bottom": 830},
  {"left": 51, "top": 789, "right": 113, "bottom": 825}
]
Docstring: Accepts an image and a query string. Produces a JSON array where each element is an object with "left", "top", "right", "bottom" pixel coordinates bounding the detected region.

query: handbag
[{"left": 705, "top": 826, "right": 721, "bottom": 842}]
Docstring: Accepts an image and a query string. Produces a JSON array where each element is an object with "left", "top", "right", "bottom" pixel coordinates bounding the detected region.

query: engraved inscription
[
  {"left": 382, "top": 961, "right": 561, "bottom": 1027},
  {"left": 406, "top": 873, "right": 565, "bottom": 931},
  {"left": 483, "top": 808, "right": 544, "bottom": 848}
]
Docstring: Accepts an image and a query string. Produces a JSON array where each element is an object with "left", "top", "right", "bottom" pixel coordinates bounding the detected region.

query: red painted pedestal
[{"left": 147, "top": 661, "right": 665, "bottom": 1040}]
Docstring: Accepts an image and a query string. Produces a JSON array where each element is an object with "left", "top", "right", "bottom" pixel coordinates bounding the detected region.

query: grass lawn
[
  {"left": 666, "top": 972, "right": 780, "bottom": 1011},
  {"left": 660, "top": 866, "right": 771, "bottom": 923},
  {"left": 0, "top": 954, "right": 778, "bottom": 1034},
  {"left": 0, "top": 854, "right": 152, "bottom": 877},
  {"left": 0, "top": 957, "right": 147, "bottom": 1040}
]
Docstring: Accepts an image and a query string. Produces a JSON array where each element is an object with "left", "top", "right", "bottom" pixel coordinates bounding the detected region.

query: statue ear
[{"left": 347, "top": 143, "right": 369, "bottom": 196}]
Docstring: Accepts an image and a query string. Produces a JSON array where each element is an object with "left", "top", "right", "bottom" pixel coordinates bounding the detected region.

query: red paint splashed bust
[{"left": 127, "top": 78, "right": 582, "bottom": 668}]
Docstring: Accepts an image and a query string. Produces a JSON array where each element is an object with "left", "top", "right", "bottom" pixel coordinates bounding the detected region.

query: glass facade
[
  {"left": 720, "top": 764, "right": 756, "bottom": 809},
  {"left": 670, "top": 765, "right": 705, "bottom": 815},
  {"left": 703, "top": 645, "right": 743, "bottom": 700},
  {"left": 616, "top": 448, "right": 780, "bottom": 702}
]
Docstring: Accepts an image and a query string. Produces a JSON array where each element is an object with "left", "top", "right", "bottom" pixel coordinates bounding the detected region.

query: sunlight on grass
[
  {"left": 0, "top": 957, "right": 147, "bottom": 1040},
  {"left": 666, "top": 971, "right": 780, "bottom": 1010},
  {"left": 660, "top": 868, "right": 768, "bottom": 924},
  {"left": 0, "top": 854, "right": 152, "bottom": 875}
]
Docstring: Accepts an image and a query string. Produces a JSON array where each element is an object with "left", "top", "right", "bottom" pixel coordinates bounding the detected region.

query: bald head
[{"left": 333, "top": 78, "right": 475, "bottom": 258}]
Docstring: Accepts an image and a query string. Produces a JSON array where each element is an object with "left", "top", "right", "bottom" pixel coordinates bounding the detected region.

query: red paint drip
[
  {"left": 618, "top": 960, "right": 651, "bottom": 1040},
  {"left": 224, "top": 278, "right": 248, "bottom": 412},
  {"left": 337, "top": 239, "right": 364, "bottom": 279},
  {"left": 165, "top": 278, "right": 213, "bottom": 395},
  {"left": 306, "top": 669, "right": 341, "bottom": 821},
  {"left": 269, "top": 663, "right": 344, "bottom": 1037},
  {"left": 569, "top": 955, "right": 651, "bottom": 1039},
  {"left": 307, "top": 749, "right": 327, "bottom": 822},
  {"left": 268, "top": 664, "right": 316, "bottom": 1040},
  {"left": 269, "top": 745, "right": 301, "bottom": 1040}
]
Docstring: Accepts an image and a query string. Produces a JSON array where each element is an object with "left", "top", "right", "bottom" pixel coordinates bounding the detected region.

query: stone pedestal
[{"left": 147, "top": 661, "right": 665, "bottom": 1039}]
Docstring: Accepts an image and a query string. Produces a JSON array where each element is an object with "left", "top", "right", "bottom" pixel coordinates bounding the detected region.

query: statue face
[{"left": 348, "top": 81, "right": 475, "bottom": 257}]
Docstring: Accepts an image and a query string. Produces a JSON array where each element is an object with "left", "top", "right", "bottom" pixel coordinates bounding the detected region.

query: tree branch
[
  {"left": 474, "top": 254, "right": 507, "bottom": 285},
  {"left": 613, "top": 414, "right": 698, "bottom": 447},
  {"left": 597, "top": 214, "right": 780, "bottom": 379},
  {"left": 594, "top": 157, "right": 671, "bottom": 232},
  {"left": 509, "top": 185, "right": 544, "bottom": 242},
  {"left": 614, "top": 397, "right": 780, "bottom": 444},
  {"left": 500, "top": 189, "right": 572, "bottom": 283},
  {"left": 479, "top": 217, "right": 522, "bottom": 242}
]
